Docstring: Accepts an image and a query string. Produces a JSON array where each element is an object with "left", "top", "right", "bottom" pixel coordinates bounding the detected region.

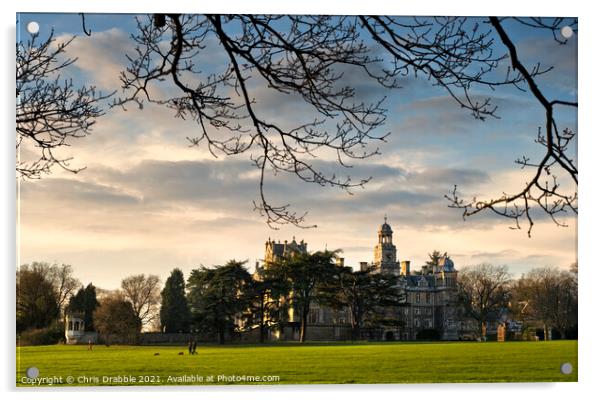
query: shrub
[
  {"left": 18, "top": 323, "right": 64, "bottom": 346},
  {"left": 416, "top": 329, "right": 441, "bottom": 341}
]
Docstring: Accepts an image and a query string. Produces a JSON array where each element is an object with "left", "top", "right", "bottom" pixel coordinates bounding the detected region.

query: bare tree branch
[
  {"left": 79, "top": 13, "right": 92, "bottom": 36},
  {"left": 445, "top": 17, "right": 577, "bottom": 237},
  {"left": 16, "top": 30, "right": 112, "bottom": 179},
  {"left": 17, "top": 15, "right": 577, "bottom": 234},
  {"left": 115, "top": 14, "right": 388, "bottom": 229}
]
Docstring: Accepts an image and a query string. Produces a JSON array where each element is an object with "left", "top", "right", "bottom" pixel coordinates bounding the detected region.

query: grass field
[{"left": 16, "top": 341, "right": 577, "bottom": 386}]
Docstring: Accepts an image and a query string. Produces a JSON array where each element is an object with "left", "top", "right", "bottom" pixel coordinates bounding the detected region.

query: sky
[{"left": 16, "top": 13, "right": 578, "bottom": 290}]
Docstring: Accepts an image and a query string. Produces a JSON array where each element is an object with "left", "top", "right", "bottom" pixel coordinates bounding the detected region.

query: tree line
[{"left": 16, "top": 253, "right": 577, "bottom": 345}]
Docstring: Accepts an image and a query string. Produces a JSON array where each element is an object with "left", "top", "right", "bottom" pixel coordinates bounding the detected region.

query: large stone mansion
[
  {"left": 256, "top": 218, "right": 461, "bottom": 341},
  {"left": 64, "top": 217, "right": 467, "bottom": 345}
]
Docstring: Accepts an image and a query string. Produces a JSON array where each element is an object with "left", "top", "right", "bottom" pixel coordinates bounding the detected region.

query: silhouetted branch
[
  {"left": 445, "top": 17, "right": 577, "bottom": 237},
  {"left": 511, "top": 17, "right": 577, "bottom": 45},
  {"left": 16, "top": 31, "right": 112, "bottom": 179},
  {"left": 113, "top": 14, "right": 577, "bottom": 233},
  {"left": 80, "top": 13, "right": 92, "bottom": 36},
  {"left": 116, "top": 14, "right": 387, "bottom": 228}
]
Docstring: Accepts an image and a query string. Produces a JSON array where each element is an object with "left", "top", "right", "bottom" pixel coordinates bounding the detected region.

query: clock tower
[{"left": 373, "top": 216, "right": 400, "bottom": 276}]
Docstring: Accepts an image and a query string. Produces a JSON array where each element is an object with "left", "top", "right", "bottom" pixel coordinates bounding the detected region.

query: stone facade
[
  {"left": 261, "top": 218, "right": 460, "bottom": 341},
  {"left": 264, "top": 237, "right": 307, "bottom": 264}
]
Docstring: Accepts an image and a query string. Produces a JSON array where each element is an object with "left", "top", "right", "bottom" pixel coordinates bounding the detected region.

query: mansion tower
[{"left": 373, "top": 217, "right": 401, "bottom": 275}]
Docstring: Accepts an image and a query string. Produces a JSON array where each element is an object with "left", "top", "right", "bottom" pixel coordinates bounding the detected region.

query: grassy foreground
[{"left": 16, "top": 341, "right": 577, "bottom": 386}]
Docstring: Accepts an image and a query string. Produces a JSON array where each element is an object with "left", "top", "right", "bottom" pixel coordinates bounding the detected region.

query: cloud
[
  {"left": 56, "top": 28, "right": 132, "bottom": 91},
  {"left": 90, "top": 159, "right": 259, "bottom": 207},
  {"left": 467, "top": 249, "right": 521, "bottom": 260},
  {"left": 516, "top": 33, "right": 578, "bottom": 95},
  {"left": 20, "top": 178, "right": 140, "bottom": 208},
  {"left": 405, "top": 167, "right": 490, "bottom": 187},
  {"left": 19, "top": 156, "right": 496, "bottom": 238},
  {"left": 396, "top": 93, "right": 533, "bottom": 135}
]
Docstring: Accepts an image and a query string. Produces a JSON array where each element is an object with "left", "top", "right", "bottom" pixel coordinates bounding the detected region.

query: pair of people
[{"left": 188, "top": 339, "right": 198, "bottom": 355}]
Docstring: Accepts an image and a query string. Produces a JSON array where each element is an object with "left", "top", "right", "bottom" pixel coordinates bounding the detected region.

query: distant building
[
  {"left": 264, "top": 237, "right": 308, "bottom": 264},
  {"left": 373, "top": 217, "right": 401, "bottom": 275},
  {"left": 64, "top": 313, "right": 98, "bottom": 344},
  {"left": 256, "top": 217, "right": 461, "bottom": 341}
]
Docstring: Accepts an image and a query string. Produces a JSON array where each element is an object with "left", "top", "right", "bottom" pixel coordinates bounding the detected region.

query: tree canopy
[
  {"left": 120, "top": 274, "right": 162, "bottom": 329},
  {"left": 16, "top": 265, "right": 60, "bottom": 332},
  {"left": 67, "top": 283, "right": 99, "bottom": 331},
  {"left": 511, "top": 267, "right": 577, "bottom": 339},
  {"left": 264, "top": 250, "right": 340, "bottom": 342},
  {"left": 160, "top": 268, "right": 191, "bottom": 333},
  {"left": 187, "top": 260, "right": 253, "bottom": 344},
  {"left": 457, "top": 264, "right": 512, "bottom": 339},
  {"left": 93, "top": 294, "right": 141, "bottom": 344},
  {"left": 319, "top": 265, "right": 405, "bottom": 340}
]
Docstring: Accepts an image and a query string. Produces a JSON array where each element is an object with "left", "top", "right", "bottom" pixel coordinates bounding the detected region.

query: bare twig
[
  {"left": 445, "top": 17, "right": 577, "bottom": 236},
  {"left": 16, "top": 31, "right": 112, "bottom": 179}
]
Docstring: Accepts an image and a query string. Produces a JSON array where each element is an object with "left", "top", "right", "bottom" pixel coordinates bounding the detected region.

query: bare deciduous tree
[
  {"left": 48, "top": 264, "right": 81, "bottom": 316},
  {"left": 512, "top": 267, "right": 577, "bottom": 340},
  {"left": 115, "top": 14, "right": 390, "bottom": 229},
  {"left": 120, "top": 274, "right": 161, "bottom": 329},
  {"left": 457, "top": 264, "right": 512, "bottom": 339}
]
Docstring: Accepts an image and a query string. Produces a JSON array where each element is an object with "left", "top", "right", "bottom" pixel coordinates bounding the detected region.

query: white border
[{"left": 3, "top": 1, "right": 600, "bottom": 399}]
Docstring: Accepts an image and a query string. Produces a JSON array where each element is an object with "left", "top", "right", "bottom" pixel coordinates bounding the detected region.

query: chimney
[
  {"left": 360, "top": 262, "right": 369, "bottom": 272},
  {"left": 401, "top": 260, "right": 411, "bottom": 276},
  {"left": 336, "top": 257, "right": 345, "bottom": 267}
]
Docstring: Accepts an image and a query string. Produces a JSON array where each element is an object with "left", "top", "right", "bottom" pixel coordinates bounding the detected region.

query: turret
[{"left": 373, "top": 215, "right": 400, "bottom": 276}]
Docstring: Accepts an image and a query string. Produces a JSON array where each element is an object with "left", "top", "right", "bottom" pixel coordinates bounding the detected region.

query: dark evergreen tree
[
  {"left": 421, "top": 250, "right": 447, "bottom": 274},
  {"left": 241, "top": 276, "right": 283, "bottom": 343},
  {"left": 187, "top": 260, "right": 252, "bottom": 344},
  {"left": 265, "top": 250, "right": 340, "bottom": 342},
  {"left": 160, "top": 268, "right": 190, "bottom": 333},
  {"left": 67, "top": 283, "right": 99, "bottom": 331}
]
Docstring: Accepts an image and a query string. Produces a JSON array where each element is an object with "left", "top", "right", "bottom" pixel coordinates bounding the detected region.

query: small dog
[
  {"left": 153, "top": 352, "right": 160, "bottom": 356},
  {"left": 178, "top": 352, "right": 184, "bottom": 355}
]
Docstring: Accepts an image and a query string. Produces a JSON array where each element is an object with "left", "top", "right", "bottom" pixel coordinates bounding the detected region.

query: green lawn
[{"left": 16, "top": 341, "right": 577, "bottom": 386}]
